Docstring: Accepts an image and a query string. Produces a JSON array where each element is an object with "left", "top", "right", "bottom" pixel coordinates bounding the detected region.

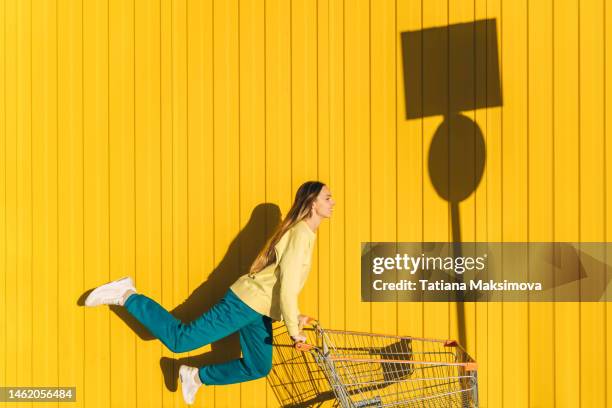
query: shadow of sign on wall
[{"left": 400, "top": 19, "right": 502, "bottom": 348}]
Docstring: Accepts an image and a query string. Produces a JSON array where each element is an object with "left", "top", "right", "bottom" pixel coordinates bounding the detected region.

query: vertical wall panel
[
  {"left": 396, "top": 0, "right": 424, "bottom": 345},
  {"left": 314, "top": 15, "right": 335, "bottom": 405},
  {"left": 316, "top": 0, "right": 332, "bottom": 330},
  {"left": 370, "top": 0, "right": 396, "bottom": 339},
  {"left": 31, "top": 0, "right": 58, "bottom": 397},
  {"left": 4, "top": 0, "right": 17, "bottom": 403},
  {"left": 579, "top": 0, "right": 606, "bottom": 406},
  {"left": 395, "top": 0, "right": 427, "bottom": 393},
  {"left": 554, "top": 0, "right": 581, "bottom": 406},
  {"left": 485, "top": 0, "right": 503, "bottom": 405},
  {"left": 159, "top": 0, "right": 174, "bottom": 405},
  {"left": 474, "top": 1, "right": 491, "bottom": 405},
  {"left": 109, "top": 0, "right": 137, "bottom": 405},
  {"left": 83, "top": 0, "right": 110, "bottom": 405},
  {"left": 213, "top": 0, "right": 240, "bottom": 406},
  {"left": 528, "top": 0, "right": 555, "bottom": 406},
  {"left": 134, "top": 0, "right": 163, "bottom": 405},
  {"left": 344, "top": 0, "right": 371, "bottom": 334},
  {"left": 422, "top": 0, "right": 450, "bottom": 345},
  {"left": 607, "top": 1, "right": 612, "bottom": 404},
  {"left": 169, "top": 0, "right": 190, "bottom": 406},
  {"left": 4, "top": 2, "right": 17, "bottom": 396},
  {"left": 15, "top": 0, "right": 33, "bottom": 405},
  {"left": 57, "top": 0, "right": 84, "bottom": 405},
  {"left": 265, "top": 0, "right": 292, "bottom": 216},
  {"left": 291, "top": 0, "right": 318, "bottom": 186},
  {"left": 238, "top": 0, "right": 267, "bottom": 405},
  {"left": 501, "top": 0, "right": 529, "bottom": 406},
  {"left": 291, "top": 0, "right": 319, "bottom": 336},
  {"left": 327, "top": 0, "right": 346, "bottom": 335},
  {"left": 0, "top": 0, "right": 6, "bottom": 402},
  {"left": 449, "top": 0, "right": 477, "bottom": 359},
  {"left": 264, "top": 2, "right": 292, "bottom": 406},
  {"left": 186, "top": 0, "right": 215, "bottom": 405}
]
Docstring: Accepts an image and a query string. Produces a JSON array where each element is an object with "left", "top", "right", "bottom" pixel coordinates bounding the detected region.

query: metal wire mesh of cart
[{"left": 297, "top": 323, "right": 479, "bottom": 408}]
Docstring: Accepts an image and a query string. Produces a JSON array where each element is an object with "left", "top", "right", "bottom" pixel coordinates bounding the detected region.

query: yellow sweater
[{"left": 230, "top": 220, "right": 316, "bottom": 338}]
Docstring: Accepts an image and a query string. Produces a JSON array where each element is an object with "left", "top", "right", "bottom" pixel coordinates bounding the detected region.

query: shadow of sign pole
[{"left": 428, "top": 114, "right": 486, "bottom": 347}]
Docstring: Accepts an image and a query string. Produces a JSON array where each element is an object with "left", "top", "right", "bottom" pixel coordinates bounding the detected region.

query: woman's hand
[
  {"left": 291, "top": 332, "right": 307, "bottom": 348},
  {"left": 298, "top": 314, "right": 316, "bottom": 330}
]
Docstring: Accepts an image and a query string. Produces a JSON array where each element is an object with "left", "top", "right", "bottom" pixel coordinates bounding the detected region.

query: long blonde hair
[{"left": 249, "top": 181, "right": 325, "bottom": 275}]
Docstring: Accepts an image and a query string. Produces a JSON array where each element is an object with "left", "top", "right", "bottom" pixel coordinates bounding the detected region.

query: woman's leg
[
  {"left": 123, "top": 289, "right": 261, "bottom": 353},
  {"left": 198, "top": 315, "right": 273, "bottom": 385}
]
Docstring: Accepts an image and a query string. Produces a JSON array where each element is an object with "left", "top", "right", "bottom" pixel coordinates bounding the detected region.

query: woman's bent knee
[
  {"left": 242, "top": 358, "right": 272, "bottom": 380},
  {"left": 257, "top": 360, "right": 272, "bottom": 378}
]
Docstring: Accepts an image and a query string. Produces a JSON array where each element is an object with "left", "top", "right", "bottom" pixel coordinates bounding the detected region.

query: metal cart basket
[{"left": 297, "top": 321, "right": 478, "bottom": 408}]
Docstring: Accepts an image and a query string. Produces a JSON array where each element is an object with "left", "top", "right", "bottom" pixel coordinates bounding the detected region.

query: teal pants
[{"left": 123, "top": 288, "right": 273, "bottom": 385}]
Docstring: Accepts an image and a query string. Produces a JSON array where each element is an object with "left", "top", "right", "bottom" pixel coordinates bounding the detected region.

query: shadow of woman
[{"left": 79, "top": 202, "right": 281, "bottom": 391}]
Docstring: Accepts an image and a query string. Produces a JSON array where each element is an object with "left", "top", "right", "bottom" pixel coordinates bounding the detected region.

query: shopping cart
[{"left": 296, "top": 319, "right": 479, "bottom": 408}]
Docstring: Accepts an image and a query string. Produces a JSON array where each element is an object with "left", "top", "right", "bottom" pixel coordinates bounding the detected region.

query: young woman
[{"left": 85, "top": 181, "right": 334, "bottom": 405}]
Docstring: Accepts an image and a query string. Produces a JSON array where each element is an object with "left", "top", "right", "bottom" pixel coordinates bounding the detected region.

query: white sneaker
[
  {"left": 84, "top": 277, "right": 136, "bottom": 307},
  {"left": 179, "top": 365, "right": 201, "bottom": 405}
]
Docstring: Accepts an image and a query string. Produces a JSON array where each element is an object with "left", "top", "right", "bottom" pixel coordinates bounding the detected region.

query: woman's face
[{"left": 312, "top": 185, "right": 335, "bottom": 218}]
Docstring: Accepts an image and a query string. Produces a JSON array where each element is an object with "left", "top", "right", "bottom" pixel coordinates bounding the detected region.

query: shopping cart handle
[{"left": 294, "top": 342, "right": 316, "bottom": 352}]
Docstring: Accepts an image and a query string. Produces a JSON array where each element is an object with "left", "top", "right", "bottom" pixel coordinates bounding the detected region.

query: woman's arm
[{"left": 278, "top": 228, "right": 311, "bottom": 339}]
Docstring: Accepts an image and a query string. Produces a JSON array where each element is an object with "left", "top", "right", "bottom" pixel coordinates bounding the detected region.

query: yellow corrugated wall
[{"left": 1, "top": 0, "right": 610, "bottom": 407}]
